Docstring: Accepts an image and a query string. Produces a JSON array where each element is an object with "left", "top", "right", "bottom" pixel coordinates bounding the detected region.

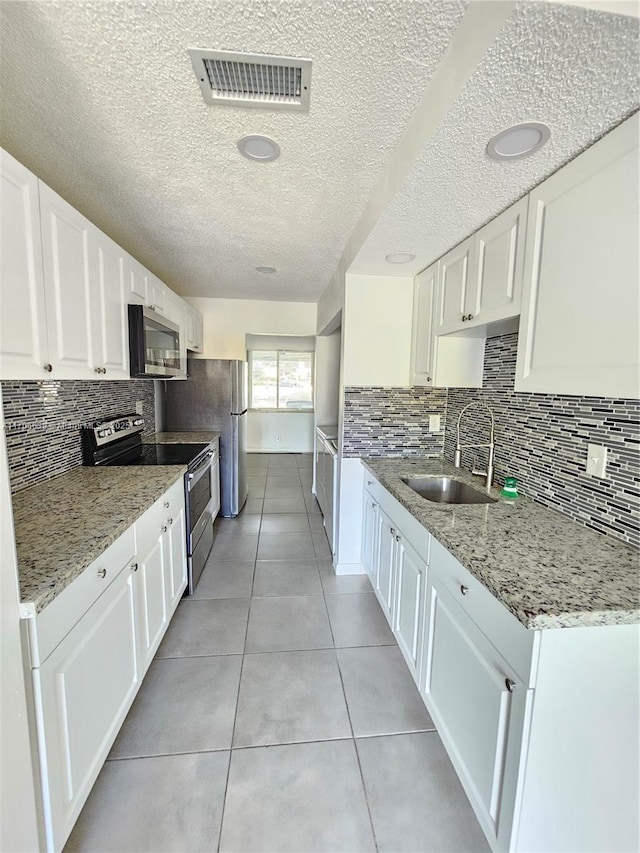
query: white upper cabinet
[
  {"left": 147, "top": 274, "right": 167, "bottom": 316},
  {"left": 435, "top": 237, "right": 474, "bottom": 335},
  {"left": 39, "top": 183, "right": 99, "bottom": 378},
  {"left": 0, "top": 148, "right": 204, "bottom": 381},
  {"left": 0, "top": 151, "right": 49, "bottom": 379},
  {"left": 410, "top": 263, "right": 437, "bottom": 386},
  {"left": 411, "top": 261, "right": 485, "bottom": 389},
  {"left": 516, "top": 113, "right": 640, "bottom": 399},
  {"left": 466, "top": 197, "right": 527, "bottom": 329},
  {"left": 184, "top": 302, "right": 203, "bottom": 353},
  {"left": 95, "top": 231, "right": 129, "bottom": 378}
]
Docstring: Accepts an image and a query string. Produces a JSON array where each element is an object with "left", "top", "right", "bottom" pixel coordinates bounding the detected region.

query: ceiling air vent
[{"left": 188, "top": 49, "right": 312, "bottom": 112}]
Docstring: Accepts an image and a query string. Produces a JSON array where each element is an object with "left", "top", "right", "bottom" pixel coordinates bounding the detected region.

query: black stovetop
[{"left": 118, "top": 443, "right": 209, "bottom": 466}]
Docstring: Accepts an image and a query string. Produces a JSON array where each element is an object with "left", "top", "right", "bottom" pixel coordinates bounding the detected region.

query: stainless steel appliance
[
  {"left": 161, "top": 358, "right": 248, "bottom": 517},
  {"left": 315, "top": 425, "right": 338, "bottom": 555},
  {"left": 128, "top": 304, "right": 182, "bottom": 378},
  {"left": 81, "top": 414, "right": 215, "bottom": 594}
]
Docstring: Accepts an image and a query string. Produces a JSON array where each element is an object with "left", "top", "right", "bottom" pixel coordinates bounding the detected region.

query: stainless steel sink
[{"left": 401, "top": 476, "right": 496, "bottom": 505}]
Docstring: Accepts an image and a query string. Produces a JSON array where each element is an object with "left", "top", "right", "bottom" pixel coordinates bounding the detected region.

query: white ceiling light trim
[
  {"left": 238, "top": 135, "right": 281, "bottom": 162},
  {"left": 486, "top": 122, "right": 551, "bottom": 160},
  {"left": 188, "top": 48, "right": 312, "bottom": 111},
  {"left": 385, "top": 252, "right": 416, "bottom": 264},
  {"left": 255, "top": 265, "right": 276, "bottom": 274}
]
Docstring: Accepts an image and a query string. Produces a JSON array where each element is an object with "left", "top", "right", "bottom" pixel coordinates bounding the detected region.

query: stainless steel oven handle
[{"left": 187, "top": 451, "right": 214, "bottom": 484}]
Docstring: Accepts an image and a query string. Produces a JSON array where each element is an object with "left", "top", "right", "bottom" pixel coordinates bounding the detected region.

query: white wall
[
  {"left": 0, "top": 392, "right": 43, "bottom": 851},
  {"left": 247, "top": 411, "right": 314, "bottom": 453},
  {"left": 186, "top": 297, "right": 317, "bottom": 360}
]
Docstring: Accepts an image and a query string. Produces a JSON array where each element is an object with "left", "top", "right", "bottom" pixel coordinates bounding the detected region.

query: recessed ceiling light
[
  {"left": 237, "top": 135, "right": 281, "bottom": 162},
  {"left": 385, "top": 252, "right": 416, "bottom": 264},
  {"left": 256, "top": 266, "right": 276, "bottom": 274},
  {"left": 486, "top": 122, "right": 551, "bottom": 161}
]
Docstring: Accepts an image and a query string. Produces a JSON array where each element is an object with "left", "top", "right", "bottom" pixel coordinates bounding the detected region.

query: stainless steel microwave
[{"left": 128, "top": 304, "right": 182, "bottom": 378}]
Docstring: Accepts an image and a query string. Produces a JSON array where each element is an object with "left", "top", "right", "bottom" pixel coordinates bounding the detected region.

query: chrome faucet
[{"left": 453, "top": 402, "right": 496, "bottom": 489}]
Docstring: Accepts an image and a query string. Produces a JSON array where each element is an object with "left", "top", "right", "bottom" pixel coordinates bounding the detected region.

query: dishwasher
[{"left": 315, "top": 426, "right": 338, "bottom": 555}]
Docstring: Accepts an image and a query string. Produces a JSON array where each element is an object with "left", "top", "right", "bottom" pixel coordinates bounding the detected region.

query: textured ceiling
[
  {"left": 350, "top": 1, "right": 640, "bottom": 276},
  {"left": 1, "top": 2, "right": 638, "bottom": 303},
  {"left": 0, "top": 0, "right": 467, "bottom": 301}
]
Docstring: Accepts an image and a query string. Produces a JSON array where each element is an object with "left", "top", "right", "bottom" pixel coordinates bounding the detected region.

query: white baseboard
[{"left": 335, "top": 561, "right": 366, "bottom": 576}]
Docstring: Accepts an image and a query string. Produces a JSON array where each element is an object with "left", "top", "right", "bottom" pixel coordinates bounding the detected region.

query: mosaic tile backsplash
[
  {"left": 444, "top": 333, "right": 640, "bottom": 548},
  {"left": 343, "top": 386, "right": 447, "bottom": 457},
  {"left": 2, "top": 380, "right": 156, "bottom": 493},
  {"left": 342, "top": 334, "right": 639, "bottom": 548}
]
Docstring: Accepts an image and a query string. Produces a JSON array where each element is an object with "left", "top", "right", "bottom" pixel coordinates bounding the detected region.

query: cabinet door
[
  {"left": 410, "top": 263, "right": 437, "bottom": 386},
  {"left": 424, "top": 580, "right": 528, "bottom": 847},
  {"left": 0, "top": 151, "right": 49, "bottom": 379},
  {"left": 516, "top": 113, "right": 639, "bottom": 398},
  {"left": 374, "top": 509, "right": 396, "bottom": 622},
  {"left": 147, "top": 275, "right": 167, "bottom": 316},
  {"left": 124, "top": 254, "right": 148, "bottom": 306},
  {"left": 34, "top": 566, "right": 138, "bottom": 851},
  {"left": 435, "top": 237, "right": 474, "bottom": 334},
  {"left": 466, "top": 197, "right": 527, "bottom": 328},
  {"left": 361, "top": 490, "right": 378, "bottom": 581},
  {"left": 165, "top": 502, "right": 187, "bottom": 616},
  {"left": 393, "top": 532, "right": 427, "bottom": 681},
  {"left": 39, "top": 183, "right": 98, "bottom": 378},
  {"left": 135, "top": 532, "right": 168, "bottom": 674},
  {"left": 95, "top": 230, "right": 129, "bottom": 378}
]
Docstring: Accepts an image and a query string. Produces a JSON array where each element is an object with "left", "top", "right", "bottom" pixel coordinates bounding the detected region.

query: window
[{"left": 249, "top": 350, "right": 314, "bottom": 410}]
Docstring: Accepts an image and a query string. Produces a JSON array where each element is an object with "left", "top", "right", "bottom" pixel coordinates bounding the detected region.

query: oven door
[{"left": 186, "top": 449, "right": 215, "bottom": 547}]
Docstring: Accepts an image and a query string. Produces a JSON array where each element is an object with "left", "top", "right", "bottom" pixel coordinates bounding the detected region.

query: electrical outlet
[
  {"left": 135, "top": 401, "right": 144, "bottom": 415},
  {"left": 429, "top": 414, "right": 441, "bottom": 433},
  {"left": 275, "top": 434, "right": 281, "bottom": 443},
  {"left": 586, "top": 443, "right": 608, "bottom": 478}
]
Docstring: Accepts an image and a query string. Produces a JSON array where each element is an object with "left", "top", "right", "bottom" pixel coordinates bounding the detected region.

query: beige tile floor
[{"left": 65, "top": 453, "right": 489, "bottom": 853}]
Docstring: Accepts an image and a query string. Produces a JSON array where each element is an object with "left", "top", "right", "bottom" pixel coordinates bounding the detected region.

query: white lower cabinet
[
  {"left": 361, "top": 469, "right": 639, "bottom": 853},
  {"left": 424, "top": 577, "right": 529, "bottom": 850},
  {"left": 33, "top": 562, "right": 139, "bottom": 852},
  {"left": 28, "top": 479, "right": 187, "bottom": 851}
]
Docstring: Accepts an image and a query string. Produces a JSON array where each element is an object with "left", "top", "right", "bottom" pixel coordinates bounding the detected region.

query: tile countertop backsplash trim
[
  {"left": 363, "top": 457, "right": 640, "bottom": 631},
  {"left": 2, "top": 378, "right": 157, "bottom": 493},
  {"left": 13, "top": 466, "right": 186, "bottom": 613}
]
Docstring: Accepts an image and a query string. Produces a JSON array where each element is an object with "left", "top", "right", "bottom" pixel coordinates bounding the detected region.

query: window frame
[{"left": 248, "top": 349, "right": 315, "bottom": 412}]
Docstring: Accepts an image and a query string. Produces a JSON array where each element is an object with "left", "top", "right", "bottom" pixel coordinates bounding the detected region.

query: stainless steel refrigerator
[{"left": 161, "top": 358, "right": 248, "bottom": 516}]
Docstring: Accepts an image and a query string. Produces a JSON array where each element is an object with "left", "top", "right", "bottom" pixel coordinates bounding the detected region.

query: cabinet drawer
[
  {"left": 430, "top": 537, "right": 534, "bottom": 683},
  {"left": 27, "top": 525, "right": 136, "bottom": 667},
  {"left": 136, "top": 478, "right": 184, "bottom": 556}
]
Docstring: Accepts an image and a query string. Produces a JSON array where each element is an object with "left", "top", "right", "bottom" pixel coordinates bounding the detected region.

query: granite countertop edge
[
  {"left": 361, "top": 456, "right": 640, "bottom": 631},
  {"left": 145, "top": 430, "right": 221, "bottom": 444},
  {"left": 14, "top": 466, "right": 187, "bottom": 614}
]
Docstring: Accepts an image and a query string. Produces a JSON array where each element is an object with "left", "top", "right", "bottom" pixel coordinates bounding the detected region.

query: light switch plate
[
  {"left": 586, "top": 443, "right": 608, "bottom": 478},
  {"left": 429, "top": 414, "right": 441, "bottom": 433}
]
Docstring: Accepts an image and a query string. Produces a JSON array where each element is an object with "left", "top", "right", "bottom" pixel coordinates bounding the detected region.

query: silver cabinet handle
[
  {"left": 168, "top": 518, "right": 173, "bottom": 525},
  {"left": 505, "top": 678, "right": 516, "bottom": 693},
  {"left": 390, "top": 527, "right": 396, "bottom": 536},
  {"left": 131, "top": 563, "right": 138, "bottom": 572},
  {"left": 395, "top": 535, "right": 401, "bottom": 542},
  {"left": 371, "top": 501, "right": 376, "bottom": 509},
  {"left": 97, "top": 568, "right": 107, "bottom": 579},
  {"left": 164, "top": 501, "right": 170, "bottom": 509},
  {"left": 426, "top": 376, "right": 432, "bottom": 382},
  {"left": 44, "top": 363, "right": 53, "bottom": 372},
  {"left": 460, "top": 584, "right": 468, "bottom": 596},
  {"left": 94, "top": 367, "right": 106, "bottom": 374},
  {"left": 367, "top": 480, "right": 373, "bottom": 486},
  {"left": 161, "top": 525, "right": 168, "bottom": 533}
]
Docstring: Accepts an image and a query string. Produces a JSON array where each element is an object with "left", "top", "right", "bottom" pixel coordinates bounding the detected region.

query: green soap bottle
[{"left": 501, "top": 476, "right": 519, "bottom": 500}]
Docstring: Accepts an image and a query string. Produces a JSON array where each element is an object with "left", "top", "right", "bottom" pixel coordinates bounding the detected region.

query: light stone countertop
[
  {"left": 145, "top": 431, "right": 221, "bottom": 444},
  {"left": 13, "top": 466, "right": 186, "bottom": 614},
  {"left": 363, "top": 457, "right": 640, "bottom": 630}
]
